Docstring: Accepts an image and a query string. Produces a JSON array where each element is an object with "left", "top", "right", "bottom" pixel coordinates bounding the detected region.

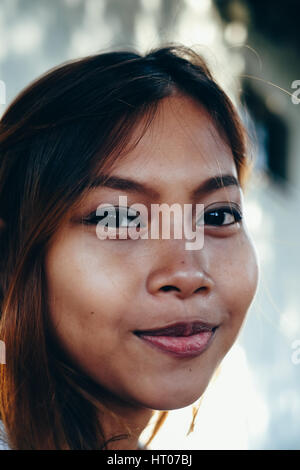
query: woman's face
[{"left": 45, "top": 94, "right": 259, "bottom": 411}]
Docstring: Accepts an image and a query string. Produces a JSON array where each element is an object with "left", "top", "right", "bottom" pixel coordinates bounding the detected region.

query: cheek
[
  {"left": 211, "top": 231, "right": 259, "bottom": 339},
  {"left": 44, "top": 233, "right": 143, "bottom": 354},
  {"left": 44, "top": 234, "right": 152, "bottom": 395}
]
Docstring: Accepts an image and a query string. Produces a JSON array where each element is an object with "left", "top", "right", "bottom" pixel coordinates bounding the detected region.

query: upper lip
[{"left": 134, "top": 320, "right": 219, "bottom": 337}]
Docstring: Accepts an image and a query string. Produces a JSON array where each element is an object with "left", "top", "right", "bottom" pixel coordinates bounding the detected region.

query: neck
[{"left": 100, "top": 396, "right": 154, "bottom": 450}]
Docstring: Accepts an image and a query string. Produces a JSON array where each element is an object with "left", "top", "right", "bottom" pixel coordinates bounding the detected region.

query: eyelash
[
  {"left": 81, "top": 204, "right": 242, "bottom": 230},
  {"left": 201, "top": 205, "right": 242, "bottom": 227}
]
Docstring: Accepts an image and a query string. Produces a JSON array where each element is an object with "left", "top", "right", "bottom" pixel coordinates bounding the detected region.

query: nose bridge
[{"left": 146, "top": 239, "right": 214, "bottom": 300}]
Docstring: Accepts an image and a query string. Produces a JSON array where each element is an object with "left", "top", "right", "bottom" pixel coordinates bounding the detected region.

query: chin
[{"left": 139, "top": 386, "right": 208, "bottom": 411}]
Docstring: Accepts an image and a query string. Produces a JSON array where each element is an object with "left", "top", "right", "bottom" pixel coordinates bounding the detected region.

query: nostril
[
  {"left": 195, "top": 286, "right": 208, "bottom": 293},
  {"left": 160, "top": 285, "right": 180, "bottom": 292}
]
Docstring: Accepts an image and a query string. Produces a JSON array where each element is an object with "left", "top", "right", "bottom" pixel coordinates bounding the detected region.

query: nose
[{"left": 146, "top": 249, "right": 214, "bottom": 300}]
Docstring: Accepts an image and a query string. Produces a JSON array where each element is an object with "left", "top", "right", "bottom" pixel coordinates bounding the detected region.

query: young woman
[{"left": 0, "top": 45, "right": 259, "bottom": 450}]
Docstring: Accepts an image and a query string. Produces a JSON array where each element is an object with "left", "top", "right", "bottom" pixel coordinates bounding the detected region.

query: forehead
[{"left": 111, "top": 94, "right": 237, "bottom": 184}]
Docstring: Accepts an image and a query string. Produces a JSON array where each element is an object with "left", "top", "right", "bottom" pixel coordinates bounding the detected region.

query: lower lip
[{"left": 135, "top": 329, "right": 217, "bottom": 358}]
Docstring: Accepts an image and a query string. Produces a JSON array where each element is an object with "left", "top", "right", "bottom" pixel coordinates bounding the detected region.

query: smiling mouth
[{"left": 133, "top": 321, "right": 219, "bottom": 358}]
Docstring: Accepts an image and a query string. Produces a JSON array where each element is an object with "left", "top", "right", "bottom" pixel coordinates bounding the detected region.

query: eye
[
  {"left": 197, "top": 202, "right": 242, "bottom": 227},
  {"left": 82, "top": 206, "right": 146, "bottom": 229}
]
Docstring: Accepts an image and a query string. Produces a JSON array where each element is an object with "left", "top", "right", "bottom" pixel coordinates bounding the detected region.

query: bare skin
[{"left": 45, "top": 94, "right": 259, "bottom": 450}]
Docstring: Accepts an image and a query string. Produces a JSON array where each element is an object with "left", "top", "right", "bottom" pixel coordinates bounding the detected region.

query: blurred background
[{"left": 0, "top": 0, "right": 299, "bottom": 450}]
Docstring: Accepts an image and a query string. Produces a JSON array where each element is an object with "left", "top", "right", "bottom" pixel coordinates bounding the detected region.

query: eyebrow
[{"left": 89, "top": 173, "right": 240, "bottom": 200}]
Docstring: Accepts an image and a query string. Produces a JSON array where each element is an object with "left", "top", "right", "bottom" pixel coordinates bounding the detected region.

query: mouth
[{"left": 133, "top": 321, "right": 219, "bottom": 358}]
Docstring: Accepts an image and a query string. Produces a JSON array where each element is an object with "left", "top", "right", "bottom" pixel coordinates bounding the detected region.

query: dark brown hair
[{"left": 0, "top": 44, "right": 251, "bottom": 449}]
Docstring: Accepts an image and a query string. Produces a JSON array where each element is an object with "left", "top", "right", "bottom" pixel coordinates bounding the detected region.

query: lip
[
  {"left": 134, "top": 320, "right": 218, "bottom": 337},
  {"left": 134, "top": 321, "right": 219, "bottom": 358}
]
